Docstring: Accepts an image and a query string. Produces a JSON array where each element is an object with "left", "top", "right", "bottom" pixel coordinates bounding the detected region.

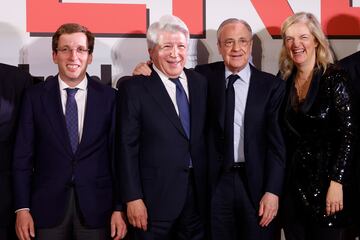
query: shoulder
[
  {"left": 184, "top": 68, "right": 207, "bottom": 82},
  {"left": 251, "top": 65, "right": 284, "bottom": 88},
  {"left": 339, "top": 51, "right": 360, "bottom": 66},
  {"left": 195, "top": 61, "right": 224, "bottom": 74},
  {"left": 0, "top": 63, "right": 33, "bottom": 86}
]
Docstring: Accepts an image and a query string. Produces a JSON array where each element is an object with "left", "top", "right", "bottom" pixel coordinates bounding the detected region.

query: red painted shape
[
  {"left": 322, "top": 0, "right": 360, "bottom": 37},
  {"left": 26, "top": 0, "right": 147, "bottom": 35},
  {"left": 173, "top": 0, "right": 204, "bottom": 36}
]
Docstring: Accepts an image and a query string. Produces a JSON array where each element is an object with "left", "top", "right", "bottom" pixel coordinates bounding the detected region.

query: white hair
[{"left": 146, "top": 15, "right": 190, "bottom": 49}]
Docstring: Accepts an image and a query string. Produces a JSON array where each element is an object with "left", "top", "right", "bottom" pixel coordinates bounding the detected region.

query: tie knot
[
  {"left": 66, "top": 88, "right": 79, "bottom": 98},
  {"left": 169, "top": 77, "right": 181, "bottom": 86},
  {"left": 228, "top": 74, "right": 239, "bottom": 86}
]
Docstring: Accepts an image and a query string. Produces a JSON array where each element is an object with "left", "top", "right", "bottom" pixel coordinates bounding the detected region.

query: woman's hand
[{"left": 325, "top": 180, "right": 343, "bottom": 216}]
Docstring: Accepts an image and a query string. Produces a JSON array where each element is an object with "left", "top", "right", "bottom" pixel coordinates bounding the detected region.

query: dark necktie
[
  {"left": 170, "top": 77, "right": 192, "bottom": 167},
  {"left": 170, "top": 78, "right": 190, "bottom": 138},
  {"left": 224, "top": 74, "right": 239, "bottom": 165},
  {"left": 65, "top": 88, "right": 79, "bottom": 153}
]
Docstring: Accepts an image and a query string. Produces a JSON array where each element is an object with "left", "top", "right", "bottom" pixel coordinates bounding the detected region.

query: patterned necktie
[
  {"left": 224, "top": 74, "right": 239, "bottom": 165},
  {"left": 65, "top": 88, "right": 79, "bottom": 153},
  {"left": 170, "top": 77, "right": 192, "bottom": 167}
]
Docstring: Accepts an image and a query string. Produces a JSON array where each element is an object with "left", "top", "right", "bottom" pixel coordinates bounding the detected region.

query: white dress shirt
[
  {"left": 225, "top": 63, "right": 251, "bottom": 163},
  {"left": 58, "top": 76, "right": 88, "bottom": 141},
  {"left": 153, "top": 65, "right": 189, "bottom": 116}
]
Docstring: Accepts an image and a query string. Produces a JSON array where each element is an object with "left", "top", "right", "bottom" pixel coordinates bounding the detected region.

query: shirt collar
[
  {"left": 153, "top": 65, "right": 186, "bottom": 82},
  {"left": 58, "top": 75, "right": 88, "bottom": 91},
  {"left": 225, "top": 63, "right": 251, "bottom": 84}
]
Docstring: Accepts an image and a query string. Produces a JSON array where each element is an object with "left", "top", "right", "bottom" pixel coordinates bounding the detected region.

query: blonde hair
[{"left": 279, "top": 12, "right": 334, "bottom": 80}]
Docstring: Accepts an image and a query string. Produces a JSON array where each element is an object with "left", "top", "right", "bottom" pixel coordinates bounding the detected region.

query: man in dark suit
[
  {"left": 13, "top": 23, "right": 126, "bottom": 240},
  {"left": 132, "top": 18, "right": 285, "bottom": 240},
  {"left": 117, "top": 15, "right": 208, "bottom": 240},
  {"left": 195, "top": 18, "right": 285, "bottom": 240},
  {"left": 339, "top": 51, "right": 360, "bottom": 238},
  {"left": 0, "top": 63, "right": 32, "bottom": 239}
]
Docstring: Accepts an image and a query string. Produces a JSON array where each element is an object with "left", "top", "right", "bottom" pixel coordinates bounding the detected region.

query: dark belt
[{"left": 222, "top": 162, "right": 245, "bottom": 173}]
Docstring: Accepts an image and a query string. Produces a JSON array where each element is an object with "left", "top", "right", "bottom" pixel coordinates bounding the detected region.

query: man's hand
[
  {"left": 111, "top": 211, "right": 127, "bottom": 239},
  {"left": 127, "top": 199, "right": 148, "bottom": 231},
  {"left": 326, "top": 180, "right": 343, "bottom": 216},
  {"left": 16, "top": 210, "right": 35, "bottom": 240},
  {"left": 258, "top": 192, "right": 278, "bottom": 227},
  {"left": 132, "top": 61, "right": 152, "bottom": 76}
]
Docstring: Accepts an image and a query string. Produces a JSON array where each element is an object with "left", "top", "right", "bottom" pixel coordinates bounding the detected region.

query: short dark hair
[{"left": 52, "top": 23, "right": 95, "bottom": 54}]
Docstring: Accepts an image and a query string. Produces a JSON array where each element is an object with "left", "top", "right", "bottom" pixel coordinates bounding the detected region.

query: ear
[
  {"left": 217, "top": 41, "right": 222, "bottom": 54},
  {"left": 87, "top": 54, "right": 93, "bottom": 64},
  {"left": 52, "top": 51, "right": 58, "bottom": 64}
]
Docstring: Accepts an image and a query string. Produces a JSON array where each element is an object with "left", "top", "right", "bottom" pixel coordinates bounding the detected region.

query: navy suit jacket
[
  {"left": 0, "top": 63, "right": 32, "bottom": 227},
  {"left": 339, "top": 51, "right": 360, "bottom": 193},
  {"left": 13, "top": 75, "right": 118, "bottom": 228},
  {"left": 117, "top": 68, "right": 208, "bottom": 221},
  {"left": 195, "top": 61, "right": 286, "bottom": 207}
]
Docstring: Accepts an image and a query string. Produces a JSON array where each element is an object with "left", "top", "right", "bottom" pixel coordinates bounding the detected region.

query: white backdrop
[{"left": 0, "top": 0, "right": 359, "bottom": 87}]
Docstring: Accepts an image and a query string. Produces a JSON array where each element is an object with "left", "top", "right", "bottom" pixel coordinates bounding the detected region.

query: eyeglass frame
[
  {"left": 56, "top": 46, "right": 90, "bottom": 55},
  {"left": 221, "top": 38, "right": 252, "bottom": 48}
]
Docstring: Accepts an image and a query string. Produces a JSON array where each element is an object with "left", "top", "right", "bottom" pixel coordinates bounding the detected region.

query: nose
[
  {"left": 69, "top": 49, "right": 78, "bottom": 59},
  {"left": 170, "top": 46, "right": 179, "bottom": 57},
  {"left": 232, "top": 40, "right": 241, "bottom": 51}
]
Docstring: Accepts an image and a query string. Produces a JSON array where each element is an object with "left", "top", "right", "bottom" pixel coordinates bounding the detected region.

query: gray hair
[
  {"left": 217, "top": 18, "right": 253, "bottom": 43},
  {"left": 147, "top": 15, "right": 190, "bottom": 49}
]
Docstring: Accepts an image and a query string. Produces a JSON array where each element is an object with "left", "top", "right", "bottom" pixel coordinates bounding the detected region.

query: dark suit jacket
[
  {"left": 13, "top": 75, "right": 118, "bottom": 228},
  {"left": 339, "top": 51, "right": 360, "bottom": 194},
  {"left": 117, "top": 68, "right": 208, "bottom": 221},
  {"left": 0, "top": 63, "right": 32, "bottom": 227},
  {"left": 195, "top": 61, "right": 286, "bottom": 208}
]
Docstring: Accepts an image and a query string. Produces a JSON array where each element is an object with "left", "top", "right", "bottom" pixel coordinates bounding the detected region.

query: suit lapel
[
  {"left": 42, "top": 76, "right": 73, "bottom": 155},
  {"left": 143, "top": 71, "right": 187, "bottom": 138},
  {"left": 76, "top": 76, "right": 98, "bottom": 155},
  {"left": 186, "top": 69, "right": 201, "bottom": 140},
  {"left": 213, "top": 63, "right": 226, "bottom": 130}
]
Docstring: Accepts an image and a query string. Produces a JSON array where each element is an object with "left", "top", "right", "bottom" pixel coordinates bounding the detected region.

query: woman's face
[{"left": 284, "top": 22, "right": 318, "bottom": 69}]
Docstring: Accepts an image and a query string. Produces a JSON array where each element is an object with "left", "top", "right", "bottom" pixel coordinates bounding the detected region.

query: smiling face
[
  {"left": 217, "top": 22, "right": 253, "bottom": 73},
  {"left": 52, "top": 32, "right": 92, "bottom": 87},
  {"left": 284, "top": 21, "right": 318, "bottom": 70},
  {"left": 149, "top": 31, "right": 187, "bottom": 78}
]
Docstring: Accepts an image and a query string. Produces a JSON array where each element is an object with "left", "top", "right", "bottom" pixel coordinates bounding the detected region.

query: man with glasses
[
  {"left": 13, "top": 23, "right": 126, "bottom": 240},
  {"left": 133, "top": 18, "right": 285, "bottom": 240}
]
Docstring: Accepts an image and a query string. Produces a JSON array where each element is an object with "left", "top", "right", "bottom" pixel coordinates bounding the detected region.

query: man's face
[
  {"left": 149, "top": 31, "right": 187, "bottom": 78},
  {"left": 217, "top": 22, "right": 253, "bottom": 73},
  {"left": 52, "top": 32, "right": 92, "bottom": 86}
]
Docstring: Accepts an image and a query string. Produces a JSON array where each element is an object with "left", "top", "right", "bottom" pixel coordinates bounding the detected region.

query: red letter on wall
[
  {"left": 251, "top": 0, "right": 294, "bottom": 38},
  {"left": 27, "top": 0, "right": 205, "bottom": 37},
  {"left": 322, "top": 0, "right": 360, "bottom": 37},
  {"left": 27, "top": 0, "right": 147, "bottom": 36}
]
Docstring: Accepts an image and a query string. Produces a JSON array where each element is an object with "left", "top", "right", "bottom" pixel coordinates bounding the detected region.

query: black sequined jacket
[{"left": 280, "top": 64, "right": 356, "bottom": 226}]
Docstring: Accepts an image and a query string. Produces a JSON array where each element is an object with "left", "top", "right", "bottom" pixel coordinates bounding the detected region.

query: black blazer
[
  {"left": 0, "top": 63, "right": 32, "bottom": 227},
  {"left": 13, "top": 75, "right": 118, "bottom": 228},
  {"left": 195, "top": 61, "right": 286, "bottom": 207},
  {"left": 117, "top": 68, "right": 208, "bottom": 221},
  {"left": 280, "top": 65, "right": 356, "bottom": 226}
]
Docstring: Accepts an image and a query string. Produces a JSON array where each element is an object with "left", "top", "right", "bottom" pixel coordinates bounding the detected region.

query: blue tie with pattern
[
  {"left": 170, "top": 77, "right": 192, "bottom": 167},
  {"left": 65, "top": 88, "right": 79, "bottom": 153}
]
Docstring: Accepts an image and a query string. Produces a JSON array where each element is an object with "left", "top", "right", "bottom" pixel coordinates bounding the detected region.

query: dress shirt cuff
[{"left": 15, "top": 208, "right": 30, "bottom": 213}]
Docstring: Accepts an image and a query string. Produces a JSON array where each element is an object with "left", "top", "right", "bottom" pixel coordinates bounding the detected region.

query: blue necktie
[
  {"left": 224, "top": 74, "right": 239, "bottom": 166},
  {"left": 170, "top": 78, "right": 190, "bottom": 138},
  {"left": 65, "top": 88, "right": 79, "bottom": 153},
  {"left": 170, "top": 78, "right": 192, "bottom": 167}
]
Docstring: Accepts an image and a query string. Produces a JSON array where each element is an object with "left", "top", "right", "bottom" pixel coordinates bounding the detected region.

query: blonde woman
[{"left": 278, "top": 12, "right": 356, "bottom": 240}]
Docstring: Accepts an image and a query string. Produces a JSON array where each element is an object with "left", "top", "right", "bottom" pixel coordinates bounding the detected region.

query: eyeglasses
[
  {"left": 222, "top": 38, "right": 251, "bottom": 48},
  {"left": 56, "top": 47, "right": 90, "bottom": 55}
]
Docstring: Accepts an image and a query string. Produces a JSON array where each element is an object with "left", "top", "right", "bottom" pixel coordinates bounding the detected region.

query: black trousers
[
  {"left": 211, "top": 166, "right": 277, "bottom": 240},
  {"left": 36, "top": 188, "right": 109, "bottom": 240},
  {"left": 133, "top": 170, "right": 205, "bottom": 240}
]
